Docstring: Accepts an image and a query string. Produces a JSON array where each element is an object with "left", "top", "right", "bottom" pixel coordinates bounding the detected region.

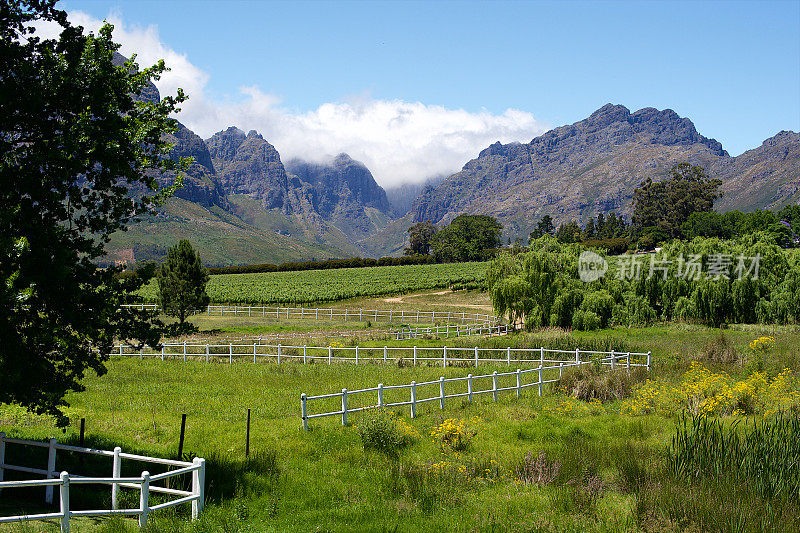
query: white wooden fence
[
  {"left": 300, "top": 350, "right": 650, "bottom": 430},
  {"left": 110, "top": 342, "right": 651, "bottom": 370},
  {"left": 0, "top": 433, "right": 205, "bottom": 532},
  {"left": 122, "top": 304, "right": 498, "bottom": 325},
  {"left": 393, "top": 323, "right": 511, "bottom": 339}
]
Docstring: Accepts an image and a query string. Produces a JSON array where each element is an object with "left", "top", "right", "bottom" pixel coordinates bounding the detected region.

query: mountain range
[{"left": 105, "top": 67, "right": 799, "bottom": 266}]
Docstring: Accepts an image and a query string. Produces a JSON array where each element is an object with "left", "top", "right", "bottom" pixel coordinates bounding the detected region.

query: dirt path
[{"left": 381, "top": 290, "right": 493, "bottom": 311}]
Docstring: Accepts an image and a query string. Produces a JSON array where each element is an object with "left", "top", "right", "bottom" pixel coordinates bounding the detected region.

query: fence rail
[
  {"left": 109, "top": 342, "right": 651, "bottom": 370},
  {"left": 300, "top": 351, "right": 646, "bottom": 430},
  {"left": 121, "top": 304, "right": 498, "bottom": 325},
  {"left": 393, "top": 323, "right": 511, "bottom": 339},
  {"left": 0, "top": 434, "right": 205, "bottom": 532}
]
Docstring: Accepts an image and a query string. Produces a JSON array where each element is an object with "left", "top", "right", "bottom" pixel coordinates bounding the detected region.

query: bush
[
  {"left": 559, "top": 365, "right": 645, "bottom": 402},
  {"left": 357, "top": 409, "right": 418, "bottom": 457},
  {"left": 429, "top": 417, "right": 480, "bottom": 451},
  {"left": 572, "top": 309, "right": 601, "bottom": 331},
  {"left": 699, "top": 332, "right": 739, "bottom": 364}
]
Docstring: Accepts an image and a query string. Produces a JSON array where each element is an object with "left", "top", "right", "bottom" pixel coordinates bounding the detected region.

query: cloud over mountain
[{"left": 48, "top": 11, "right": 547, "bottom": 187}]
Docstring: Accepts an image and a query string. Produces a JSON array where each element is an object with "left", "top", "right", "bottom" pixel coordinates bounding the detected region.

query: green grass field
[
  {"left": 136, "top": 262, "right": 489, "bottom": 304},
  {"left": 3, "top": 300, "right": 800, "bottom": 531}
]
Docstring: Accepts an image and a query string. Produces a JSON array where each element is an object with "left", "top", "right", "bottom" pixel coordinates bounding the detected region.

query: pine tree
[{"left": 157, "top": 241, "right": 210, "bottom": 328}]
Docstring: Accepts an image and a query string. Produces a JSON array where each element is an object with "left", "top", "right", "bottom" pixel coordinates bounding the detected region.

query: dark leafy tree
[
  {"left": 0, "top": 1, "right": 186, "bottom": 424},
  {"left": 431, "top": 215, "right": 502, "bottom": 262},
  {"left": 530, "top": 215, "right": 555, "bottom": 240},
  {"left": 404, "top": 222, "right": 437, "bottom": 256},
  {"left": 157, "top": 241, "right": 210, "bottom": 330},
  {"left": 555, "top": 220, "right": 582, "bottom": 243},
  {"left": 632, "top": 163, "right": 722, "bottom": 238}
]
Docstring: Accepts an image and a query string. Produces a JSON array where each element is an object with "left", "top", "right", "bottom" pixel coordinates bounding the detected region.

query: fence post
[
  {"left": 139, "top": 471, "right": 150, "bottom": 529},
  {"left": 355, "top": 346, "right": 358, "bottom": 365},
  {"left": 474, "top": 346, "right": 479, "bottom": 367},
  {"left": 538, "top": 366, "right": 543, "bottom": 397},
  {"left": 253, "top": 343, "right": 257, "bottom": 364},
  {"left": 192, "top": 457, "right": 205, "bottom": 519},
  {"left": 492, "top": 371, "right": 498, "bottom": 402},
  {"left": 410, "top": 382, "right": 417, "bottom": 418},
  {"left": 112, "top": 447, "right": 121, "bottom": 510},
  {"left": 559, "top": 363, "right": 564, "bottom": 380},
  {"left": 328, "top": 346, "right": 332, "bottom": 365},
  {"left": 516, "top": 369, "right": 521, "bottom": 398},
  {"left": 59, "top": 471, "right": 70, "bottom": 533},
  {"left": 205, "top": 344, "right": 209, "bottom": 363},
  {"left": 278, "top": 344, "right": 282, "bottom": 364},
  {"left": 161, "top": 345, "right": 165, "bottom": 362},
  {"left": 540, "top": 347, "right": 544, "bottom": 367},
  {"left": 119, "top": 344, "right": 123, "bottom": 357},
  {"left": 416, "top": 311, "right": 420, "bottom": 322},
  {"left": 575, "top": 348, "right": 580, "bottom": 364},
  {"left": 183, "top": 341, "right": 187, "bottom": 362},
  {"left": 384, "top": 346, "right": 387, "bottom": 363},
  {"left": 439, "top": 377, "right": 445, "bottom": 409},
  {"left": 301, "top": 394, "right": 309, "bottom": 431},
  {"left": 647, "top": 351, "right": 652, "bottom": 371},
  {"left": 140, "top": 347, "right": 143, "bottom": 360},
  {"left": 413, "top": 346, "right": 417, "bottom": 366},
  {"left": 507, "top": 347, "right": 511, "bottom": 366},
  {"left": 443, "top": 346, "right": 447, "bottom": 368},
  {"left": 0, "top": 432, "right": 4, "bottom": 492},
  {"left": 611, "top": 349, "right": 615, "bottom": 370},
  {"left": 468, "top": 374, "right": 473, "bottom": 403},
  {"left": 626, "top": 352, "right": 630, "bottom": 371},
  {"left": 229, "top": 345, "right": 233, "bottom": 364},
  {"left": 303, "top": 346, "right": 307, "bottom": 365},
  {"left": 45, "top": 437, "right": 57, "bottom": 504},
  {"left": 341, "top": 389, "right": 348, "bottom": 426},
  {"left": 378, "top": 383, "right": 384, "bottom": 408}
]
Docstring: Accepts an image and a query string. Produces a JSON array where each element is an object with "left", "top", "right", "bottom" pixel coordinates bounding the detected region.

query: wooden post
[
  {"left": 467, "top": 374, "right": 473, "bottom": 403},
  {"left": 378, "top": 383, "right": 384, "bottom": 408},
  {"left": 45, "top": 437, "right": 57, "bottom": 504},
  {"left": 443, "top": 346, "right": 447, "bottom": 367},
  {"left": 245, "top": 409, "right": 251, "bottom": 458},
  {"left": 410, "top": 382, "right": 417, "bottom": 418},
  {"left": 474, "top": 346, "right": 479, "bottom": 367},
  {"left": 341, "top": 389, "right": 348, "bottom": 426},
  {"left": 59, "top": 471, "right": 70, "bottom": 533},
  {"left": 384, "top": 346, "right": 387, "bottom": 363},
  {"left": 303, "top": 345, "right": 307, "bottom": 364},
  {"left": 492, "top": 371, "right": 498, "bottom": 402},
  {"left": 278, "top": 344, "right": 282, "bottom": 364},
  {"left": 183, "top": 341, "right": 187, "bottom": 362},
  {"left": 626, "top": 352, "right": 631, "bottom": 372},
  {"left": 413, "top": 346, "right": 417, "bottom": 366},
  {"left": 229, "top": 344, "right": 233, "bottom": 364},
  {"left": 206, "top": 344, "right": 209, "bottom": 363},
  {"left": 439, "top": 377, "right": 446, "bottom": 409},
  {"left": 253, "top": 343, "right": 257, "bottom": 364},
  {"left": 575, "top": 348, "right": 580, "bottom": 364},
  {"left": 516, "top": 369, "right": 521, "bottom": 398},
  {"left": 301, "top": 394, "right": 308, "bottom": 431},
  {"left": 507, "top": 346, "right": 511, "bottom": 366},
  {"left": 177, "top": 414, "right": 187, "bottom": 460},
  {"left": 112, "top": 447, "right": 121, "bottom": 510},
  {"left": 328, "top": 346, "right": 332, "bottom": 365},
  {"left": 647, "top": 351, "right": 651, "bottom": 371},
  {"left": 355, "top": 345, "right": 358, "bottom": 365},
  {"left": 611, "top": 349, "right": 615, "bottom": 370},
  {"left": 139, "top": 471, "right": 150, "bottom": 528}
]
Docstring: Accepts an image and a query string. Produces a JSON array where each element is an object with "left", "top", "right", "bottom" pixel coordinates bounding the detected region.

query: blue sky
[{"left": 60, "top": 0, "right": 800, "bottom": 185}]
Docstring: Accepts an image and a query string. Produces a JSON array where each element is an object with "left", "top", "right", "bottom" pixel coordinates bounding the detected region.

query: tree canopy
[
  {"left": 0, "top": 0, "right": 185, "bottom": 423},
  {"left": 431, "top": 214, "right": 503, "bottom": 262},
  {"left": 158, "top": 240, "right": 210, "bottom": 331},
  {"left": 404, "top": 222, "right": 437, "bottom": 256}
]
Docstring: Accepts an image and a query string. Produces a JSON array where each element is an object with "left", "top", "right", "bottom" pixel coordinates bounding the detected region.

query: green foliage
[
  {"left": 632, "top": 163, "right": 722, "bottom": 238},
  {"left": 431, "top": 214, "right": 502, "bottom": 262},
  {"left": 404, "top": 222, "right": 437, "bottom": 256},
  {"left": 529, "top": 214, "right": 555, "bottom": 239},
  {"left": 357, "top": 409, "right": 416, "bottom": 457},
  {"left": 0, "top": 1, "right": 183, "bottom": 423},
  {"left": 669, "top": 415, "right": 800, "bottom": 505},
  {"left": 157, "top": 240, "right": 210, "bottom": 326}
]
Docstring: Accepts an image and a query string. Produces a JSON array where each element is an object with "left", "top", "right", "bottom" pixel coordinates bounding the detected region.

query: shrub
[
  {"left": 699, "top": 332, "right": 739, "bottom": 364},
  {"left": 558, "top": 365, "right": 644, "bottom": 402},
  {"left": 572, "top": 309, "right": 601, "bottom": 331},
  {"left": 429, "top": 417, "right": 480, "bottom": 451},
  {"left": 358, "top": 409, "right": 418, "bottom": 457}
]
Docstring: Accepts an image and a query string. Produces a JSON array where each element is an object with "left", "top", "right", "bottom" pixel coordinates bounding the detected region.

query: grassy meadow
[{"left": 2, "top": 289, "right": 800, "bottom": 532}]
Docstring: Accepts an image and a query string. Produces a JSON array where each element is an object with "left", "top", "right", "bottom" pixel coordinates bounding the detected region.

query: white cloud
[{"left": 51, "top": 11, "right": 548, "bottom": 187}]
